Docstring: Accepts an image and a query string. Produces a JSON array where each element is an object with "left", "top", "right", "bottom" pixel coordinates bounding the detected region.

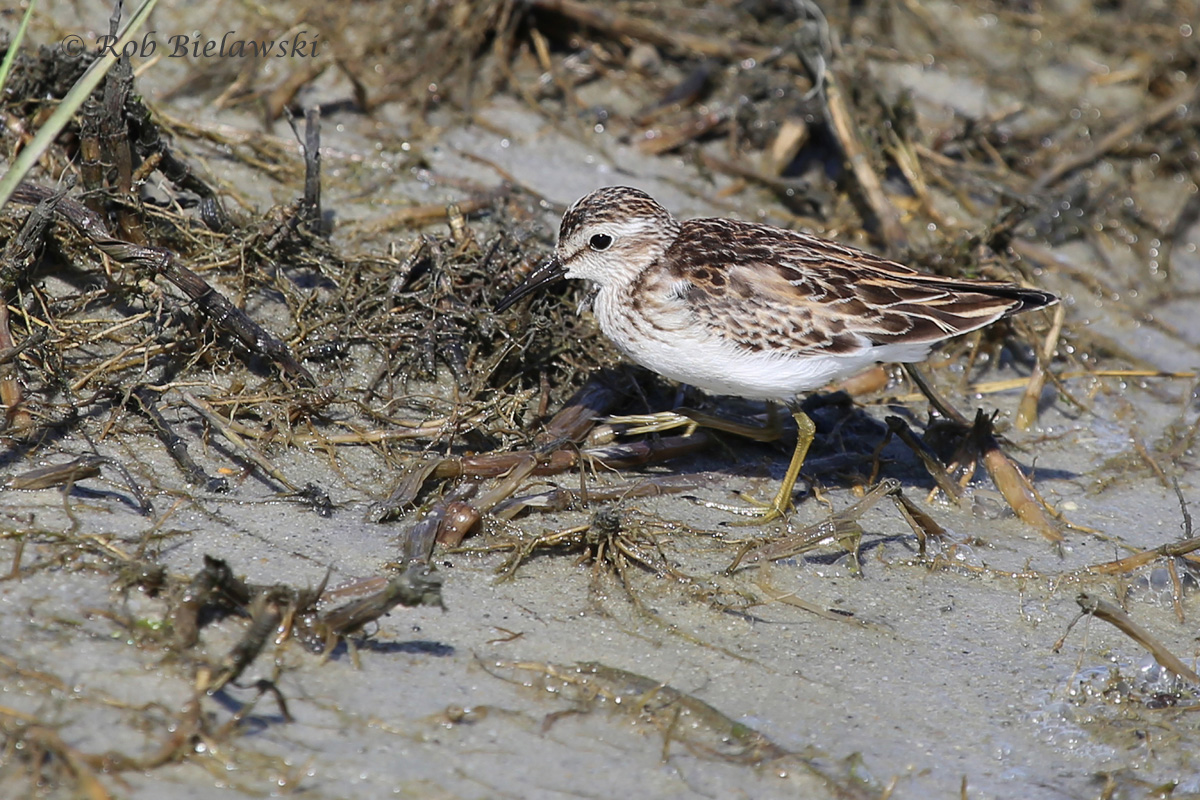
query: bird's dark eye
[{"left": 589, "top": 233, "right": 613, "bottom": 251}]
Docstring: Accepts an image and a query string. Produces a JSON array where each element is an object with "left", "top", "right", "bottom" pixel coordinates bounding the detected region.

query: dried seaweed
[{"left": 2, "top": 0, "right": 1199, "bottom": 795}]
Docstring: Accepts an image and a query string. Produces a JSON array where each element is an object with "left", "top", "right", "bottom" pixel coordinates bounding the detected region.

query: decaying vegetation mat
[{"left": 2, "top": 0, "right": 1200, "bottom": 796}]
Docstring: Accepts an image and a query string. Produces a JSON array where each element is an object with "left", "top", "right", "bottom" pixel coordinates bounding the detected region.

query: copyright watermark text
[{"left": 60, "top": 30, "right": 320, "bottom": 59}]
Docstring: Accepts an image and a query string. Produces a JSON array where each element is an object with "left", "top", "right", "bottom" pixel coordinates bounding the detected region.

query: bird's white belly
[
  {"left": 625, "top": 331, "right": 870, "bottom": 399},
  {"left": 594, "top": 294, "right": 887, "bottom": 401}
]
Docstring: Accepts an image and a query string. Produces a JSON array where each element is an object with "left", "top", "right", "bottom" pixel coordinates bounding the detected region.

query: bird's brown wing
[{"left": 665, "top": 218, "right": 1055, "bottom": 357}]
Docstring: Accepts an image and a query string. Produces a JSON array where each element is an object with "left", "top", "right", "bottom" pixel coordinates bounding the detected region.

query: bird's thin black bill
[{"left": 494, "top": 257, "right": 567, "bottom": 312}]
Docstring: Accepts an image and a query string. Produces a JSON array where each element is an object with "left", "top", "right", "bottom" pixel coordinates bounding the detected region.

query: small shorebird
[{"left": 497, "top": 186, "right": 1057, "bottom": 523}]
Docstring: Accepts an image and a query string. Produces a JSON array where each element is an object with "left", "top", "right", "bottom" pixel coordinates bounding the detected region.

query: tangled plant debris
[{"left": 2, "top": 0, "right": 1200, "bottom": 796}]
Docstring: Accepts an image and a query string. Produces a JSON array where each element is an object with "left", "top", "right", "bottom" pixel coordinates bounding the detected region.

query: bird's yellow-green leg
[
  {"left": 708, "top": 409, "right": 816, "bottom": 525},
  {"left": 608, "top": 402, "right": 784, "bottom": 442}
]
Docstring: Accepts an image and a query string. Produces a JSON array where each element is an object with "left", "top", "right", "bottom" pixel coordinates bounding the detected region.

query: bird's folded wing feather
[{"left": 667, "top": 219, "right": 1054, "bottom": 357}]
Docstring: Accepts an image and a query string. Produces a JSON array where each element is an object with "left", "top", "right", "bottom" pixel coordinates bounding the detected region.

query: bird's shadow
[{"left": 617, "top": 388, "right": 1078, "bottom": 494}]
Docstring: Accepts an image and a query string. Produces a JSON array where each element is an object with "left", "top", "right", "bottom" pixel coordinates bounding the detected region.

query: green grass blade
[
  {"left": 0, "top": 0, "right": 40, "bottom": 98},
  {"left": 0, "top": 0, "right": 162, "bottom": 211}
]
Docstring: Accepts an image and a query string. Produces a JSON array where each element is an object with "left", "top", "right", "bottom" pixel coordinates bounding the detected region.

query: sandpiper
[{"left": 497, "top": 186, "right": 1057, "bottom": 523}]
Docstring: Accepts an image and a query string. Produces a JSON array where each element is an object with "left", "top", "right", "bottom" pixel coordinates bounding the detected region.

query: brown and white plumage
[
  {"left": 498, "top": 186, "right": 1056, "bottom": 402},
  {"left": 496, "top": 186, "right": 1057, "bottom": 522}
]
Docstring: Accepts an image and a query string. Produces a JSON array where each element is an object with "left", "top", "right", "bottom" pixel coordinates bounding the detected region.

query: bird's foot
[
  {"left": 695, "top": 492, "right": 793, "bottom": 526},
  {"left": 607, "top": 407, "right": 783, "bottom": 442},
  {"left": 606, "top": 410, "right": 701, "bottom": 437},
  {"left": 698, "top": 409, "right": 816, "bottom": 527}
]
